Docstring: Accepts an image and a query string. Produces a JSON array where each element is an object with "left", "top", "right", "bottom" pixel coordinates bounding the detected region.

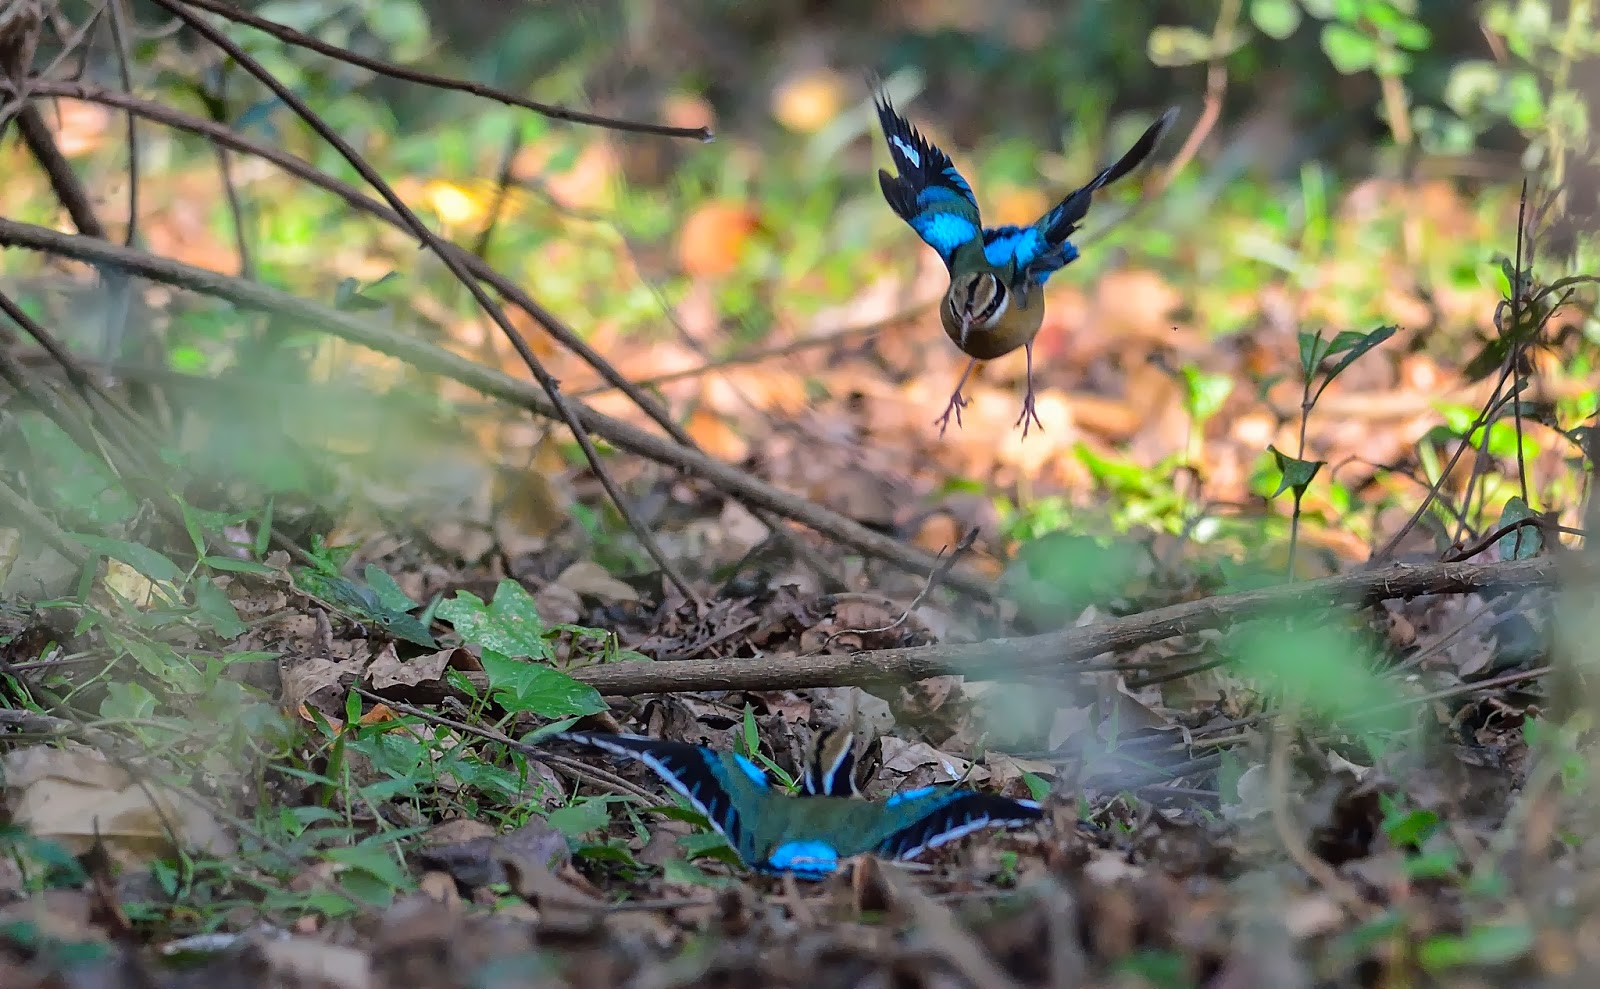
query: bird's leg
[
  {"left": 1015, "top": 341, "right": 1044, "bottom": 437},
  {"left": 935, "top": 358, "right": 978, "bottom": 437}
]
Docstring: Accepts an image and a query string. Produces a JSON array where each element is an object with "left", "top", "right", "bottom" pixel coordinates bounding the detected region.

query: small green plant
[
  {"left": 436, "top": 579, "right": 609, "bottom": 721},
  {"left": 1268, "top": 324, "right": 1395, "bottom": 575},
  {"left": 1419, "top": 922, "right": 1535, "bottom": 972},
  {"left": 1379, "top": 794, "right": 1463, "bottom": 880}
]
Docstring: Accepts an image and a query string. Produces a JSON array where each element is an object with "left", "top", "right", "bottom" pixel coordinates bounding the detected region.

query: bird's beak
[{"left": 958, "top": 312, "right": 973, "bottom": 349}]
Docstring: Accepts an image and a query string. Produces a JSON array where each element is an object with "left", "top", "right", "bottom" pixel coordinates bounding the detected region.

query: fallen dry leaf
[
  {"left": 282, "top": 655, "right": 365, "bottom": 722},
  {"left": 877, "top": 737, "right": 988, "bottom": 788},
  {"left": 255, "top": 935, "right": 373, "bottom": 989},
  {"left": 771, "top": 67, "right": 847, "bottom": 133},
  {"left": 984, "top": 751, "right": 1056, "bottom": 792},
  {"left": 2, "top": 744, "right": 234, "bottom": 866},
  {"left": 556, "top": 560, "right": 640, "bottom": 603},
  {"left": 415, "top": 818, "right": 571, "bottom": 892},
  {"left": 677, "top": 200, "right": 760, "bottom": 278},
  {"left": 366, "top": 644, "right": 481, "bottom": 690}
]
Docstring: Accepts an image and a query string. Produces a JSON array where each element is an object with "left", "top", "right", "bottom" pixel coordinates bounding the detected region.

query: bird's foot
[
  {"left": 935, "top": 390, "right": 969, "bottom": 438},
  {"left": 1015, "top": 390, "right": 1044, "bottom": 438}
]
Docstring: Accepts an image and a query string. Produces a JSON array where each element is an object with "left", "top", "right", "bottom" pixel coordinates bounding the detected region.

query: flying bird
[{"left": 875, "top": 91, "right": 1178, "bottom": 436}]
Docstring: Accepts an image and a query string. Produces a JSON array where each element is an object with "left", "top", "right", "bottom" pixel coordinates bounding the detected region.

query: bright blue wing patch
[
  {"left": 885, "top": 785, "right": 937, "bottom": 808},
  {"left": 762, "top": 840, "right": 841, "bottom": 879},
  {"left": 913, "top": 211, "right": 981, "bottom": 261},
  {"left": 982, "top": 224, "right": 1080, "bottom": 287},
  {"left": 732, "top": 753, "right": 770, "bottom": 787}
]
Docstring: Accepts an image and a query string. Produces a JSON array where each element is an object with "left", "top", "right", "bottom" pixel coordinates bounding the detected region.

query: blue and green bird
[
  {"left": 549, "top": 728, "right": 1042, "bottom": 879},
  {"left": 874, "top": 91, "right": 1178, "bottom": 437}
]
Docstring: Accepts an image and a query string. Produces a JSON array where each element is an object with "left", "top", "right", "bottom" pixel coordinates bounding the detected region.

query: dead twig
[
  {"left": 142, "top": 0, "right": 702, "bottom": 605},
  {"left": 11, "top": 77, "right": 844, "bottom": 592},
  {"left": 825, "top": 526, "right": 978, "bottom": 646},
  {"left": 0, "top": 216, "right": 987, "bottom": 597},
  {"left": 173, "top": 0, "right": 712, "bottom": 141},
  {"left": 363, "top": 558, "right": 1562, "bottom": 698},
  {"left": 569, "top": 297, "right": 940, "bottom": 400},
  {"left": 8, "top": 79, "right": 697, "bottom": 451}
]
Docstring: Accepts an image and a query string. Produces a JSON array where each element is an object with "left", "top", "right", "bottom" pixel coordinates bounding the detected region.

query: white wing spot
[{"left": 891, "top": 136, "right": 921, "bottom": 168}]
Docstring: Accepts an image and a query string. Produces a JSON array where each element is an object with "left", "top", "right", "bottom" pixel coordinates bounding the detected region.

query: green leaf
[
  {"left": 1298, "top": 330, "right": 1330, "bottom": 378},
  {"left": 193, "top": 575, "right": 246, "bottom": 638},
  {"left": 99, "top": 681, "right": 157, "bottom": 721},
  {"left": 255, "top": 498, "right": 274, "bottom": 557},
  {"left": 1321, "top": 23, "right": 1377, "bottom": 73},
  {"left": 1418, "top": 922, "right": 1533, "bottom": 971},
  {"left": 1230, "top": 621, "right": 1403, "bottom": 738},
  {"left": 1495, "top": 497, "right": 1542, "bottom": 560},
  {"left": 1373, "top": 47, "right": 1413, "bottom": 76},
  {"left": 69, "top": 535, "right": 183, "bottom": 583},
  {"left": 1445, "top": 60, "right": 1504, "bottom": 117},
  {"left": 1391, "top": 19, "right": 1431, "bottom": 50},
  {"left": 1364, "top": 3, "right": 1403, "bottom": 31},
  {"left": 547, "top": 798, "right": 613, "bottom": 838},
  {"left": 479, "top": 649, "right": 605, "bottom": 718},
  {"left": 1147, "top": 25, "right": 1216, "bottom": 67},
  {"left": 1404, "top": 848, "right": 1461, "bottom": 879},
  {"left": 325, "top": 843, "right": 409, "bottom": 889},
  {"left": 1320, "top": 325, "right": 1397, "bottom": 390},
  {"left": 740, "top": 704, "right": 760, "bottom": 757},
  {"left": 437, "top": 580, "right": 551, "bottom": 661},
  {"left": 677, "top": 829, "right": 737, "bottom": 862},
  {"left": 1267, "top": 446, "right": 1325, "bottom": 498},
  {"left": 1507, "top": 71, "right": 1546, "bottom": 129},
  {"left": 202, "top": 556, "right": 276, "bottom": 575},
  {"left": 1181, "top": 367, "right": 1235, "bottom": 422},
  {"left": 363, "top": 564, "right": 417, "bottom": 613},
  {"left": 1250, "top": 0, "right": 1302, "bottom": 39},
  {"left": 660, "top": 857, "right": 732, "bottom": 888},
  {"left": 1382, "top": 806, "right": 1440, "bottom": 846}
]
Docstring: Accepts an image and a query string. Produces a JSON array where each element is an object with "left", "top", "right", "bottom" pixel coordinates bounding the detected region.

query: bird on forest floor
[
  {"left": 873, "top": 90, "right": 1178, "bottom": 437},
  {"left": 546, "top": 727, "right": 1042, "bottom": 879}
]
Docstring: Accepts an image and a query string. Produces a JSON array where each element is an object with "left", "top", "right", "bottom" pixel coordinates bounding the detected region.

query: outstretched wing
[
  {"left": 1008, "top": 106, "right": 1179, "bottom": 285},
  {"left": 867, "top": 786, "right": 1043, "bottom": 862},
  {"left": 874, "top": 91, "right": 983, "bottom": 271},
  {"left": 550, "top": 732, "right": 769, "bottom": 862}
]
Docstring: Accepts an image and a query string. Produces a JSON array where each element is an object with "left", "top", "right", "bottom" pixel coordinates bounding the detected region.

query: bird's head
[{"left": 945, "top": 271, "right": 1008, "bottom": 349}]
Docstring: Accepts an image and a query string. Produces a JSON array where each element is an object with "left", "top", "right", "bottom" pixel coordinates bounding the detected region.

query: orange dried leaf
[{"left": 677, "top": 201, "right": 760, "bottom": 278}]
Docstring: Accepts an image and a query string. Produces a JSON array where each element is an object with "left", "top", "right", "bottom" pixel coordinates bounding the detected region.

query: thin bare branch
[
  {"left": 142, "top": 0, "right": 700, "bottom": 603},
  {"left": 368, "top": 557, "right": 1558, "bottom": 698},
  {"left": 10, "top": 80, "right": 697, "bottom": 452},
  {"left": 0, "top": 217, "right": 988, "bottom": 597},
  {"left": 174, "top": 0, "right": 713, "bottom": 141}
]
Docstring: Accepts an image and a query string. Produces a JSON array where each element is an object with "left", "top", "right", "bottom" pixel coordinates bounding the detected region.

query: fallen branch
[
  {"left": 524, "top": 557, "right": 1552, "bottom": 695},
  {"left": 0, "top": 219, "right": 986, "bottom": 597}
]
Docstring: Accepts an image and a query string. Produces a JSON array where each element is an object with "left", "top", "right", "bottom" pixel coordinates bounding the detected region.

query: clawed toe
[{"left": 935, "top": 391, "right": 969, "bottom": 437}]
